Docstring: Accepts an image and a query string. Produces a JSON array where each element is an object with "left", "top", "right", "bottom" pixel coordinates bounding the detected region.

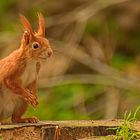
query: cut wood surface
[{"left": 0, "top": 120, "right": 140, "bottom": 140}]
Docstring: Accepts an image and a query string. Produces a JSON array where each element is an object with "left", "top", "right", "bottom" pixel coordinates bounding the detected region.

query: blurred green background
[{"left": 1, "top": 0, "right": 140, "bottom": 120}]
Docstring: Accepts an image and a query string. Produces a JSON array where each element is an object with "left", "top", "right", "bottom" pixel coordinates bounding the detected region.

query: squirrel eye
[{"left": 32, "top": 42, "right": 39, "bottom": 49}]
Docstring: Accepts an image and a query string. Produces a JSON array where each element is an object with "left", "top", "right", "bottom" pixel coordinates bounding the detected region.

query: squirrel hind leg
[
  {"left": 12, "top": 116, "right": 39, "bottom": 123},
  {"left": 11, "top": 100, "right": 39, "bottom": 123}
]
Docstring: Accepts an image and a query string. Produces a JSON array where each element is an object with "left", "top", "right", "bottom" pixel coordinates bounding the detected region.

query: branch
[
  {"left": 47, "top": 0, "right": 130, "bottom": 27},
  {"left": 38, "top": 74, "right": 140, "bottom": 91}
]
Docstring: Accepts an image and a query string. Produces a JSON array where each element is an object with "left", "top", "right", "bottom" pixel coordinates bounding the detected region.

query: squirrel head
[{"left": 20, "top": 13, "right": 53, "bottom": 60}]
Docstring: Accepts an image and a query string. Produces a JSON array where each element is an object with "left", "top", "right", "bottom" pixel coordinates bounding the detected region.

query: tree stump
[{"left": 1, "top": 120, "right": 140, "bottom": 140}]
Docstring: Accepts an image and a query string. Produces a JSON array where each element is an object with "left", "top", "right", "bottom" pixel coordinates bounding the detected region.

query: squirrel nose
[{"left": 47, "top": 48, "right": 53, "bottom": 57}]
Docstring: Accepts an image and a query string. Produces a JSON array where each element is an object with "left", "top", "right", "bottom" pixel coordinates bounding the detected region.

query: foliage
[
  {"left": 25, "top": 85, "right": 105, "bottom": 120},
  {"left": 113, "top": 106, "right": 140, "bottom": 140},
  {"left": 0, "top": 134, "right": 4, "bottom": 140}
]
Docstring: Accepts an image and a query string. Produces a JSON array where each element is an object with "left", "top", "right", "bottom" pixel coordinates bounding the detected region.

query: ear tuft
[{"left": 37, "top": 12, "right": 46, "bottom": 36}]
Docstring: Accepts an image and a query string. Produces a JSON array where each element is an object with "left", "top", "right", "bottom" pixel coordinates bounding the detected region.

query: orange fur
[{"left": 0, "top": 13, "right": 53, "bottom": 123}]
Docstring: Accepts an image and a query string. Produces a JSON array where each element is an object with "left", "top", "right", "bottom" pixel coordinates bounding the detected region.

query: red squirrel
[{"left": 0, "top": 13, "right": 53, "bottom": 123}]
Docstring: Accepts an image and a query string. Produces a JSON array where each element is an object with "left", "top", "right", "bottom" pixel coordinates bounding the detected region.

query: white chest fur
[{"left": 21, "top": 59, "right": 37, "bottom": 86}]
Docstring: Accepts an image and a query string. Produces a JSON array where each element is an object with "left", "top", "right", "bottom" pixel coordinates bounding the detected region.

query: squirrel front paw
[{"left": 23, "top": 91, "right": 38, "bottom": 107}]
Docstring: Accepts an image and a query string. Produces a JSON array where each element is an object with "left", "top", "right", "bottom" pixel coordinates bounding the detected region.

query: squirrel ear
[
  {"left": 22, "top": 31, "right": 30, "bottom": 45},
  {"left": 20, "top": 14, "right": 34, "bottom": 36},
  {"left": 37, "top": 13, "right": 46, "bottom": 36}
]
